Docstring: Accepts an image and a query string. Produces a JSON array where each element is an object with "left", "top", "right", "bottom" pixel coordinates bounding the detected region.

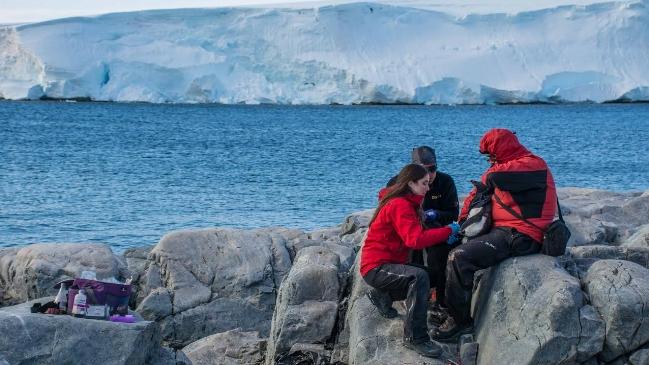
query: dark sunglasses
[{"left": 424, "top": 164, "right": 437, "bottom": 173}]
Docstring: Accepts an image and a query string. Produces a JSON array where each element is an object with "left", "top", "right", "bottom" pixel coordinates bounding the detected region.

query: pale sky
[{"left": 0, "top": 0, "right": 615, "bottom": 24}]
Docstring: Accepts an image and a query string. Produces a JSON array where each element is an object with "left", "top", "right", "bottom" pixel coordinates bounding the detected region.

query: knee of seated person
[
  {"left": 413, "top": 268, "right": 429, "bottom": 285},
  {"left": 448, "top": 247, "right": 467, "bottom": 264}
]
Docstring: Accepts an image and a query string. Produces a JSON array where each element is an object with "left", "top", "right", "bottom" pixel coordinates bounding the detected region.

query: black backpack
[
  {"left": 459, "top": 180, "right": 494, "bottom": 243},
  {"left": 493, "top": 194, "right": 571, "bottom": 257}
]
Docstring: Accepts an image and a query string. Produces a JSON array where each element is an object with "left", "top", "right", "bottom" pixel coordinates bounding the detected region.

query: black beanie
[{"left": 411, "top": 146, "right": 437, "bottom": 165}]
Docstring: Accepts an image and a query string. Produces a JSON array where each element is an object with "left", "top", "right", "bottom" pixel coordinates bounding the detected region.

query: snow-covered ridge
[{"left": 1, "top": 1, "right": 649, "bottom": 104}]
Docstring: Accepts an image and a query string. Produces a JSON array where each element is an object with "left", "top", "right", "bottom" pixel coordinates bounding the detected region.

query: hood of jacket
[{"left": 479, "top": 128, "right": 531, "bottom": 163}]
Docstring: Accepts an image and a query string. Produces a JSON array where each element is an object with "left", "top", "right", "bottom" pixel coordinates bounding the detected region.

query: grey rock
[
  {"left": 138, "top": 228, "right": 294, "bottom": 347},
  {"left": 123, "top": 245, "right": 153, "bottom": 281},
  {"left": 277, "top": 343, "right": 331, "bottom": 365},
  {"left": 324, "top": 242, "right": 355, "bottom": 273},
  {"left": 579, "top": 357, "right": 599, "bottom": 365},
  {"left": 340, "top": 210, "right": 372, "bottom": 236},
  {"left": 459, "top": 342, "right": 478, "bottom": 365},
  {"left": 155, "top": 346, "right": 190, "bottom": 365},
  {"left": 583, "top": 260, "right": 649, "bottom": 361},
  {"left": 623, "top": 224, "right": 649, "bottom": 248},
  {"left": 0, "top": 243, "right": 125, "bottom": 306},
  {"left": 577, "top": 305, "right": 605, "bottom": 362},
  {"left": 472, "top": 254, "right": 585, "bottom": 365},
  {"left": 266, "top": 246, "right": 341, "bottom": 364},
  {"left": 345, "top": 256, "right": 446, "bottom": 365},
  {"left": 559, "top": 188, "right": 649, "bottom": 246},
  {"left": 179, "top": 329, "right": 266, "bottom": 365},
  {"left": 163, "top": 290, "right": 275, "bottom": 348},
  {"left": 308, "top": 227, "right": 342, "bottom": 241},
  {"left": 137, "top": 287, "right": 173, "bottom": 321},
  {"left": 0, "top": 297, "right": 160, "bottom": 365},
  {"left": 567, "top": 245, "right": 649, "bottom": 279},
  {"left": 630, "top": 348, "right": 649, "bottom": 365},
  {"left": 0, "top": 248, "right": 19, "bottom": 305},
  {"left": 340, "top": 228, "right": 367, "bottom": 248}
]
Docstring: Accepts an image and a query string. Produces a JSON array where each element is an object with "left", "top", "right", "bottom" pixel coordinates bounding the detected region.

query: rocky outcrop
[
  {"left": 0, "top": 298, "right": 161, "bottom": 365},
  {"left": 584, "top": 260, "right": 649, "bottom": 362},
  {"left": 134, "top": 225, "right": 359, "bottom": 348},
  {"left": 566, "top": 245, "right": 649, "bottom": 278},
  {"left": 1, "top": 187, "right": 649, "bottom": 364},
  {"left": 559, "top": 188, "right": 649, "bottom": 246},
  {"left": 135, "top": 228, "right": 294, "bottom": 347},
  {"left": 471, "top": 254, "right": 601, "bottom": 364},
  {"left": 0, "top": 243, "right": 127, "bottom": 306},
  {"left": 623, "top": 223, "right": 649, "bottom": 248},
  {"left": 265, "top": 246, "right": 343, "bottom": 364}
]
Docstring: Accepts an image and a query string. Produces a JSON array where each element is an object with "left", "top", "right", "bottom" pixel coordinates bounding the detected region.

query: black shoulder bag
[{"left": 493, "top": 194, "right": 571, "bottom": 257}]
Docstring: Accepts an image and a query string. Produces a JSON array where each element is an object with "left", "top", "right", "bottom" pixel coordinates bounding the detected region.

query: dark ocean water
[{"left": 1, "top": 101, "right": 648, "bottom": 251}]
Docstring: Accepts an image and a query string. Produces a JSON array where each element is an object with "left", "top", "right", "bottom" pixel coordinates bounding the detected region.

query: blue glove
[
  {"left": 448, "top": 233, "right": 459, "bottom": 245},
  {"left": 423, "top": 209, "right": 439, "bottom": 223},
  {"left": 447, "top": 222, "right": 461, "bottom": 236}
]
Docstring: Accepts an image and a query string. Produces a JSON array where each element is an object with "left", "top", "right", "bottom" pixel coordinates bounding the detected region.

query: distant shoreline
[{"left": 3, "top": 97, "right": 649, "bottom": 106}]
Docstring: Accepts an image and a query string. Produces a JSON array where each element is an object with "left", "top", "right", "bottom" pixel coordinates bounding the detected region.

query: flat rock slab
[
  {"left": 0, "top": 298, "right": 160, "bottom": 365},
  {"left": 179, "top": 329, "right": 266, "bottom": 365}
]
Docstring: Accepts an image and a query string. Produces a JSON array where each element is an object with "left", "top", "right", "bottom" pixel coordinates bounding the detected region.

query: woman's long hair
[{"left": 369, "top": 163, "right": 428, "bottom": 226}]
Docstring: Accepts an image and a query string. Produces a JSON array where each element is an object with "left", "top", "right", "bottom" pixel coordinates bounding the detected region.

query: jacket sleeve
[
  {"left": 389, "top": 200, "right": 452, "bottom": 249},
  {"left": 459, "top": 167, "right": 494, "bottom": 222},
  {"left": 435, "top": 178, "right": 459, "bottom": 225}
]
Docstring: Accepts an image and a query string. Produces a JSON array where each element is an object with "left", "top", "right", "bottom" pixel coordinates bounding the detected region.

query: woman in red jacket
[{"left": 360, "top": 163, "right": 460, "bottom": 358}]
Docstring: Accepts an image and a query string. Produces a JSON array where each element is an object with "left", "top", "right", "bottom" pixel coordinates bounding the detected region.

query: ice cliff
[{"left": 1, "top": 1, "right": 649, "bottom": 104}]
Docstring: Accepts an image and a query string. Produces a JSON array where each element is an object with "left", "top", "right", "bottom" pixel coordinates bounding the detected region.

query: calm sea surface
[{"left": 1, "top": 101, "right": 648, "bottom": 251}]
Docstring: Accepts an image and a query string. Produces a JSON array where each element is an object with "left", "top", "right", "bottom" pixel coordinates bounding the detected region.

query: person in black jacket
[{"left": 387, "top": 146, "right": 459, "bottom": 318}]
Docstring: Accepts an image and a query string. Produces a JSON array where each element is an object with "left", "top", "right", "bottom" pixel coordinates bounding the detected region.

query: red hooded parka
[{"left": 459, "top": 129, "right": 557, "bottom": 243}]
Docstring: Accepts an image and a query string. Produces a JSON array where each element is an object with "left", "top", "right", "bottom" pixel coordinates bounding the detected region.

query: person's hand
[
  {"left": 423, "top": 209, "right": 439, "bottom": 223},
  {"left": 448, "top": 233, "right": 459, "bottom": 245}
]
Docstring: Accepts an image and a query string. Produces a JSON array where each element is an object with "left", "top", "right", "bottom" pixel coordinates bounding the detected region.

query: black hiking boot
[
  {"left": 367, "top": 288, "right": 398, "bottom": 319},
  {"left": 427, "top": 302, "right": 450, "bottom": 327},
  {"left": 403, "top": 338, "right": 443, "bottom": 358},
  {"left": 431, "top": 316, "right": 473, "bottom": 343}
]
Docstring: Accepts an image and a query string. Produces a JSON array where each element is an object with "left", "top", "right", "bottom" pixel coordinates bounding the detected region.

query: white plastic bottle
[
  {"left": 72, "top": 289, "right": 87, "bottom": 318},
  {"left": 53, "top": 283, "right": 68, "bottom": 312}
]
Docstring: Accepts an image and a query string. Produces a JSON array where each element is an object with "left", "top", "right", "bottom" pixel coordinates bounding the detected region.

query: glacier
[{"left": 1, "top": 1, "right": 649, "bottom": 104}]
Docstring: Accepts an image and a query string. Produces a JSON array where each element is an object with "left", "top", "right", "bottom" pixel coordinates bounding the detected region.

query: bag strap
[{"left": 556, "top": 198, "right": 565, "bottom": 223}]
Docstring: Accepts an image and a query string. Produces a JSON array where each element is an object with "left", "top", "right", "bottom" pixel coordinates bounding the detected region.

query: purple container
[{"left": 65, "top": 278, "right": 132, "bottom": 316}]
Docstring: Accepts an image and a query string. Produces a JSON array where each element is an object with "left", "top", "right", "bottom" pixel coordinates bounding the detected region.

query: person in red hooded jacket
[
  {"left": 432, "top": 129, "right": 557, "bottom": 342},
  {"left": 361, "top": 163, "right": 460, "bottom": 358}
]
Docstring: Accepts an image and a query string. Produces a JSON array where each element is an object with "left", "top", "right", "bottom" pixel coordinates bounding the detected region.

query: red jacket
[
  {"left": 459, "top": 129, "right": 557, "bottom": 243},
  {"left": 360, "top": 190, "right": 452, "bottom": 276}
]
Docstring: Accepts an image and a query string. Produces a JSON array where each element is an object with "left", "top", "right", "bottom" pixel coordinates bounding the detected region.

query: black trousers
[
  {"left": 363, "top": 263, "right": 430, "bottom": 341},
  {"left": 410, "top": 243, "right": 457, "bottom": 306},
  {"left": 444, "top": 227, "right": 541, "bottom": 324}
]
